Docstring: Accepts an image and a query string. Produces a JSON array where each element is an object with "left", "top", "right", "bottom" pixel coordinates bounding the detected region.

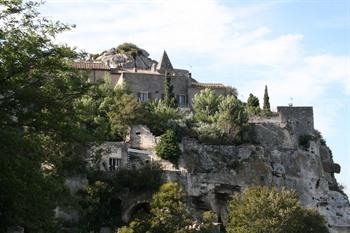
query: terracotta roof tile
[
  {"left": 72, "top": 61, "right": 110, "bottom": 71},
  {"left": 191, "top": 82, "right": 226, "bottom": 89}
]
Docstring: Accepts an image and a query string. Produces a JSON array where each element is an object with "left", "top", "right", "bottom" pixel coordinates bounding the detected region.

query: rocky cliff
[{"left": 165, "top": 120, "right": 350, "bottom": 233}]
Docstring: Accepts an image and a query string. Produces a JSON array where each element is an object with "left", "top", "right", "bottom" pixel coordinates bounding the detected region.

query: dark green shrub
[
  {"left": 116, "top": 43, "right": 142, "bottom": 57},
  {"left": 217, "top": 95, "right": 248, "bottom": 139},
  {"left": 299, "top": 134, "right": 315, "bottom": 150},
  {"left": 78, "top": 164, "right": 162, "bottom": 232},
  {"left": 142, "top": 100, "right": 181, "bottom": 136},
  {"left": 155, "top": 130, "right": 181, "bottom": 165},
  {"left": 263, "top": 85, "right": 271, "bottom": 113},
  {"left": 247, "top": 93, "right": 260, "bottom": 116},
  {"left": 192, "top": 88, "right": 223, "bottom": 123}
]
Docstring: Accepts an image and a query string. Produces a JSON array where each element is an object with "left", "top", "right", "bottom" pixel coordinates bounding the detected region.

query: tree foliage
[
  {"left": 0, "top": 1, "right": 91, "bottom": 231},
  {"left": 192, "top": 88, "right": 223, "bottom": 123},
  {"left": 192, "top": 89, "right": 248, "bottom": 143},
  {"left": 143, "top": 99, "right": 181, "bottom": 136},
  {"left": 226, "top": 186, "right": 329, "bottom": 233},
  {"left": 263, "top": 85, "right": 271, "bottom": 113},
  {"left": 78, "top": 165, "right": 162, "bottom": 232},
  {"left": 116, "top": 42, "right": 142, "bottom": 58},
  {"left": 155, "top": 130, "right": 181, "bottom": 165},
  {"left": 164, "top": 72, "right": 178, "bottom": 108},
  {"left": 247, "top": 93, "right": 260, "bottom": 108},
  {"left": 119, "top": 182, "right": 216, "bottom": 233},
  {"left": 246, "top": 93, "right": 260, "bottom": 116},
  {"left": 217, "top": 95, "right": 248, "bottom": 138}
]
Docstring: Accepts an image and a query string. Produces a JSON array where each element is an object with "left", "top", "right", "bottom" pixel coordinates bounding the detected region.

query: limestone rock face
[
  {"left": 94, "top": 48, "right": 157, "bottom": 70},
  {"left": 173, "top": 122, "right": 350, "bottom": 233}
]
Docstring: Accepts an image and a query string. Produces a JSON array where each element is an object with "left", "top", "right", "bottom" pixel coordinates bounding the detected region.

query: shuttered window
[
  {"left": 178, "top": 94, "right": 186, "bottom": 107},
  {"left": 138, "top": 92, "right": 149, "bottom": 102}
]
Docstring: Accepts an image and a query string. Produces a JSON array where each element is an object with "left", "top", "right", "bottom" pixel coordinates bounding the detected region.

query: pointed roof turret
[{"left": 157, "top": 50, "right": 173, "bottom": 73}]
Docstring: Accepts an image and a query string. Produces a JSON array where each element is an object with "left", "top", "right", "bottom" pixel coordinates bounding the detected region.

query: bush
[
  {"left": 142, "top": 100, "right": 181, "bottom": 136},
  {"left": 299, "top": 134, "right": 315, "bottom": 150},
  {"left": 116, "top": 43, "right": 142, "bottom": 57},
  {"left": 78, "top": 164, "right": 162, "bottom": 232},
  {"left": 217, "top": 95, "right": 248, "bottom": 139},
  {"left": 314, "top": 129, "right": 327, "bottom": 146},
  {"left": 247, "top": 93, "right": 260, "bottom": 107},
  {"left": 119, "top": 182, "right": 216, "bottom": 233},
  {"left": 155, "top": 130, "right": 181, "bottom": 165},
  {"left": 192, "top": 88, "right": 223, "bottom": 123},
  {"left": 193, "top": 123, "right": 233, "bottom": 145},
  {"left": 227, "top": 186, "right": 329, "bottom": 233}
]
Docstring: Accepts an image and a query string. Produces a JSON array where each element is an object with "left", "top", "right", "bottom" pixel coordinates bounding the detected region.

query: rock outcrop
[
  {"left": 169, "top": 120, "right": 350, "bottom": 233},
  {"left": 92, "top": 47, "right": 157, "bottom": 70}
]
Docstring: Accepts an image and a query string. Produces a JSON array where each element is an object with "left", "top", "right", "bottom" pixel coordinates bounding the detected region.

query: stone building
[
  {"left": 88, "top": 125, "right": 158, "bottom": 172},
  {"left": 74, "top": 51, "right": 231, "bottom": 107}
]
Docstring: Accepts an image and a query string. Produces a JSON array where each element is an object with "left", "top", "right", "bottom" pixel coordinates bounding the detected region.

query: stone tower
[{"left": 156, "top": 50, "right": 173, "bottom": 74}]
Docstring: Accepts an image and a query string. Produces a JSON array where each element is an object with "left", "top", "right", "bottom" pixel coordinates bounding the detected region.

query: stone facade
[
  {"left": 74, "top": 51, "right": 230, "bottom": 107},
  {"left": 88, "top": 142, "right": 129, "bottom": 172},
  {"left": 277, "top": 106, "right": 314, "bottom": 138}
]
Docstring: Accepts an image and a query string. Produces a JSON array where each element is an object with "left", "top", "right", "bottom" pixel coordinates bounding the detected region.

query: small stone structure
[
  {"left": 128, "top": 124, "right": 157, "bottom": 150},
  {"left": 87, "top": 126, "right": 157, "bottom": 171},
  {"left": 277, "top": 106, "right": 314, "bottom": 138},
  {"left": 88, "top": 142, "right": 129, "bottom": 171}
]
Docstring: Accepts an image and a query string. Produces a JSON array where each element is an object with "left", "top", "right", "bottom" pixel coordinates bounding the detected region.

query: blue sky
[{"left": 40, "top": 0, "right": 349, "bottom": 195}]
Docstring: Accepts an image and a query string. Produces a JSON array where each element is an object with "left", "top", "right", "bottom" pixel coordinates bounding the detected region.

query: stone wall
[
  {"left": 86, "top": 70, "right": 121, "bottom": 87},
  {"left": 128, "top": 125, "right": 157, "bottom": 150},
  {"left": 277, "top": 106, "right": 314, "bottom": 138},
  {"left": 119, "top": 72, "right": 190, "bottom": 105}
]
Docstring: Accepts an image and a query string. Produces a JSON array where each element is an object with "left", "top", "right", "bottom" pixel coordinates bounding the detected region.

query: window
[
  {"left": 138, "top": 92, "right": 149, "bottom": 102},
  {"left": 109, "top": 158, "right": 121, "bottom": 171},
  {"left": 178, "top": 94, "right": 186, "bottom": 107}
]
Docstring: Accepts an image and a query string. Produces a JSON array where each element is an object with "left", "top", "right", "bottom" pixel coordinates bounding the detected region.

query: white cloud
[{"left": 41, "top": 0, "right": 350, "bottom": 105}]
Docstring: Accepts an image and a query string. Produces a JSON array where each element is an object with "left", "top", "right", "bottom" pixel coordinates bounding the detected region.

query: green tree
[
  {"left": 192, "top": 88, "right": 223, "bottom": 123},
  {"left": 247, "top": 93, "right": 260, "bottom": 108},
  {"left": 78, "top": 165, "right": 162, "bottom": 232},
  {"left": 0, "top": 1, "right": 93, "bottom": 231},
  {"left": 143, "top": 99, "right": 181, "bottom": 136},
  {"left": 148, "top": 182, "right": 193, "bottom": 233},
  {"left": 217, "top": 95, "right": 248, "bottom": 139},
  {"left": 76, "top": 75, "right": 144, "bottom": 141},
  {"left": 164, "top": 71, "right": 178, "bottom": 108},
  {"left": 226, "top": 186, "right": 329, "bottom": 233},
  {"left": 120, "top": 182, "right": 216, "bottom": 233},
  {"left": 246, "top": 93, "right": 260, "bottom": 116},
  {"left": 226, "top": 86, "right": 238, "bottom": 97},
  {"left": 103, "top": 89, "right": 143, "bottom": 140},
  {"left": 155, "top": 130, "right": 181, "bottom": 165},
  {"left": 263, "top": 85, "right": 271, "bottom": 113}
]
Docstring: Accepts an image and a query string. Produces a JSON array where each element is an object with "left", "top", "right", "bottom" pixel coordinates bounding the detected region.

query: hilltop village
[
  {"left": 2, "top": 2, "right": 349, "bottom": 233},
  {"left": 57, "top": 43, "right": 348, "bottom": 233}
]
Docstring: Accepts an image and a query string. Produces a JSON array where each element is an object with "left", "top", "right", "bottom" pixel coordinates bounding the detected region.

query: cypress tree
[
  {"left": 164, "top": 71, "right": 177, "bottom": 108},
  {"left": 263, "top": 85, "right": 271, "bottom": 113}
]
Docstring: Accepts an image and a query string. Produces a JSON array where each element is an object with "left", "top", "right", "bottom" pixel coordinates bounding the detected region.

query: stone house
[
  {"left": 74, "top": 51, "right": 231, "bottom": 107},
  {"left": 88, "top": 125, "right": 158, "bottom": 172}
]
